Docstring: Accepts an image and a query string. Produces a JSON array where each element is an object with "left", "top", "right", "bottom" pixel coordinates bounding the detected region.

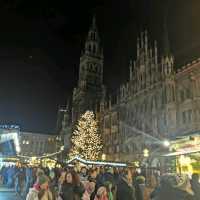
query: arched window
[
  {"left": 90, "top": 64, "right": 93, "bottom": 70},
  {"left": 81, "top": 65, "right": 85, "bottom": 72},
  {"left": 126, "top": 146, "right": 129, "bottom": 154},
  {"left": 93, "top": 45, "right": 96, "bottom": 54},
  {"left": 88, "top": 44, "right": 91, "bottom": 52},
  {"left": 90, "top": 32, "right": 93, "bottom": 39},
  {"left": 93, "top": 65, "right": 97, "bottom": 72}
]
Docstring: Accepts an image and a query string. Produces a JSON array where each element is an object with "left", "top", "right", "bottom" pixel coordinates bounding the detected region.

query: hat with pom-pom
[{"left": 36, "top": 174, "right": 49, "bottom": 185}]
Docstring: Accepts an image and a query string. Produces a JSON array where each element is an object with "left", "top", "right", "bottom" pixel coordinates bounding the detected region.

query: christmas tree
[{"left": 70, "top": 111, "right": 103, "bottom": 160}]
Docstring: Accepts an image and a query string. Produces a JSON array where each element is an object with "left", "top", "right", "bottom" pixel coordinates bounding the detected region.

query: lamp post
[
  {"left": 143, "top": 148, "right": 149, "bottom": 158},
  {"left": 163, "top": 140, "right": 170, "bottom": 147},
  {"left": 143, "top": 148, "right": 149, "bottom": 183}
]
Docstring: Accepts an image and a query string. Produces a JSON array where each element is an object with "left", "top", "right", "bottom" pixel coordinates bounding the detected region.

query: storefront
[{"left": 163, "top": 133, "right": 200, "bottom": 176}]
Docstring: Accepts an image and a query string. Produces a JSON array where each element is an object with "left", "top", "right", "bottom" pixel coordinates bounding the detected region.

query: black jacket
[
  {"left": 60, "top": 182, "right": 85, "bottom": 200},
  {"left": 116, "top": 178, "right": 135, "bottom": 200},
  {"left": 154, "top": 186, "right": 195, "bottom": 200},
  {"left": 191, "top": 180, "right": 200, "bottom": 200},
  {"left": 60, "top": 183, "right": 75, "bottom": 200}
]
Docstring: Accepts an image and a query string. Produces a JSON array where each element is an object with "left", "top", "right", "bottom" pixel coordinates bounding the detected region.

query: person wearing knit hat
[
  {"left": 36, "top": 175, "right": 49, "bottom": 189},
  {"left": 116, "top": 171, "right": 136, "bottom": 200},
  {"left": 26, "top": 175, "right": 50, "bottom": 200}
]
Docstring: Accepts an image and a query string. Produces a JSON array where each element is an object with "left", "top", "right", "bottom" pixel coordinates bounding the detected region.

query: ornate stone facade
[
  {"left": 60, "top": 17, "right": 200, "bottom": 165},
  {"left": 72, "top": 16, "right": 105, "bottom": 124},
  {"left": 100, "top": 30, "right": 200, "bottom": 164}
]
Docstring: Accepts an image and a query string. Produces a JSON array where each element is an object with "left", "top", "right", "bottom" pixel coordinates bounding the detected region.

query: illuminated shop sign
[{"left": 164, "top": 134, "right": 200, "bottom": 156}]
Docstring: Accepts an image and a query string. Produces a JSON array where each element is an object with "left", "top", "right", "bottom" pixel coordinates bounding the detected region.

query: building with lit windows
[
  {"left": 59, "top": 16, "right": 200, "bottom": 170},
  {"left": 99, "top": 30, "right": 200, "bottom": 168},
  {"left": 57, "top": 16, "right": 105, "bottom": 155},
  {"left": 71, "top": 16, "right": 105, "bottom": 124},
  {"left": 20, "top": 132, "right": 57, "bottom": 157}
]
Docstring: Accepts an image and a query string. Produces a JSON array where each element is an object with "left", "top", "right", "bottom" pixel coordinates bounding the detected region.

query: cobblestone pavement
[{"left": 0, "top": 186, "right": 21, "bottom": 200}]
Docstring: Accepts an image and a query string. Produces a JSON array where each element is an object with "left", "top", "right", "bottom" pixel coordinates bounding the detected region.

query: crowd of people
[{"left": 0, "top": 164, "right": 200, "bottom": 200}]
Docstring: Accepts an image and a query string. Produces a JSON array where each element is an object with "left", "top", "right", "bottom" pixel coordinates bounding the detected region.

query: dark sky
[{"left": 0, "top": 0, "right": 200, "bottom": 133}]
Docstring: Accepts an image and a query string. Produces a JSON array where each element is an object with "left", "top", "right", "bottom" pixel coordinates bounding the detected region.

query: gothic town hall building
[{"left": 60, "top": 17, "right": 200, "bottom": 166}]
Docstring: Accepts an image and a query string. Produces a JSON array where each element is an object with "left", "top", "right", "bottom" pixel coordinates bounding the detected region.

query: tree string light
[{"left": 69, "top": 111, "right": 103, "bottom": 160}]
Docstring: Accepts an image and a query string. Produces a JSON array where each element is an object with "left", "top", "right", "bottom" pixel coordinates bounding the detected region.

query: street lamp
[
  {"left": 143, "top": 148, "right": 149, "bottom": 157},
  {"left": 163, "top": 140, "right": 170, "bottom": 147},
  {"left": 143, "top": 148, "right": 149, "bottom": 182}
]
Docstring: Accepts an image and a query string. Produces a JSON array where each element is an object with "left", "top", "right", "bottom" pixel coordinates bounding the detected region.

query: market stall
[
  {"left": 65, "top": 156, "right": 127, "bottom": 167},
  {"left": 163, "top": 133, "right": 200, "bottom": 175}
]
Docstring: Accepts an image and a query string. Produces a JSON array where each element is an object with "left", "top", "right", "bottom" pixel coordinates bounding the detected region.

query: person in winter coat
[
  {"left": 82, "top": 181, "right": 96, "bottom": 200},
  {"left": 48, "top": 169, "right": 57, "bottom": 200},
  {"left": 153, "top": 174, "right": 195, "bottom": 200},
  {"left": 14, "top": 167, "right": 25, "bottom": 197},
  {"left": 72, "top": 171, "right": 85, "bottom": 200},
  {"left": 58, "top": 170, "right": 67, "bottom": 193},
  {"left": 60, "top": 171, "right": 85, "bottom": 200},
  {"left": 80, "top": 167, "right": 88, "bottom": 182},
  {"left": 116, "top": 172, "right": 136, "bottom": 200},
  {"left": 103, "top": 181, "right": 114, "bottom": 200},
  {"left": 25, "top": 167, "right": 33, "bottom": 197},
  {"left": 103, "top": 168, "right": 115, "bottom": 186},
  {"left": 94, "top": 186, "right": 109, "bottom": 200},
  {"left": 135, "top": 176, "right": 146, "bottom": 200},
  {"left": 91, "top": 168, "right": 104, "bottom": 200},
  {"left": 26, "top": 174, "right": 50, "bottom": 200},
  {"left": 190, "top": 173, "right": 200, "bottom": 200},
  {"left": 59, "top": 171, "right": 75, "bottom": 200}
]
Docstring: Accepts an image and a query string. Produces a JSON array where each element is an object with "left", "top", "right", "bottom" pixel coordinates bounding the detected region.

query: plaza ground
[{"left": 0, "top": 186, "right": 20, "bottom": 200}]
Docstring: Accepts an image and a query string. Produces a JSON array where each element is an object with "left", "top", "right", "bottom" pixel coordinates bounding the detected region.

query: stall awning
[
  {"left": 163, "top": 146, "right": 200, "bottom": 157},
  {"left": 66, "top": 156, "right": 127, "bottom": 167}
]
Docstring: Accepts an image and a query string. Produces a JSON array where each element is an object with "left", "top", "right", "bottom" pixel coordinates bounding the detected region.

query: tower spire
[
  {"left": 163, "top": 14, "right": 170, "bottom": 56},
  {"left": 161, "top": 1, "right": 174, "bottom": 76},
  {"left": 73, "top": 15, "right": 104, "bottom": 123},
  {"left": 84, "top": 15, "right": 102, "bottom": 57},
  {"left": 162, "top": 1, "right": 171, "bottom": 57}
]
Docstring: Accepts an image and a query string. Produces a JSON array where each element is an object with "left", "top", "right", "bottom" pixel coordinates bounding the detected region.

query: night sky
[{"left": 0, "top": 0, "right": 200, "bottom": 133}]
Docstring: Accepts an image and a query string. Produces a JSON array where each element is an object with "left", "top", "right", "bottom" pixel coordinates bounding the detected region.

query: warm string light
[
  {"left": 69, "top": 111, "right": 103, "bottom": 160},
  {"left": 66, "top": 156, "right": 127, "bottom": 167}
]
